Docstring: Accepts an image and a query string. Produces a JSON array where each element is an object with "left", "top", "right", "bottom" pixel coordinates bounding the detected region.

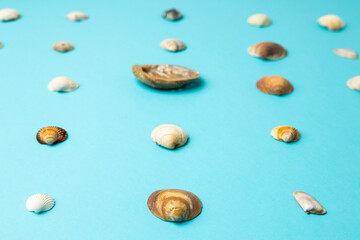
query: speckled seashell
[
  {"left": 347, "top": 76, "right": 360, "bottom": 91},
  {"left": 247, "top": 14, "right": 271, "bottom": 27},
  {"left": 148, "top": 189, "right": 202, "bottom": 222},
  {"left": 160, "top": 39, "right": 186, "bottom": 52},
  {"left": 53, "top": 41, "right": 74, "bottom": 53},
  {"left": 48, "top": 76, "right": 79, "bottom": 92},
  {"left": 257, "top": 76, "right": 293, "bottom": 96},
  {"left": 66, "top": 11, "right": 88, "bottom": 21},
  {"left": 271, "top": 126, "right": 300, "bottom": 143},
  {"left": 0, "top": 8, "right": 20, "bottom": 22},
  {"left": 26, "top": 194, "right": 55, "bottom": 214},
  {"left": 248, "top": 42, "right": 287, "bottom": 60},
  {"left": 151, "top": 124, "right": 188, "bottom": 149},
  {"left": 318, "top": 14, "right": 345, "bottom": 31},
  {"left": 333, "top": 49, "right": 357, "bottom": 59},
  {"left": 162, "top": 9, "right": 182, "bottom": 21},
  {"left": 132, "top": 64, "right": 200, "bottom": 89},
  {"left": 36, "top": 126, "right": 68, "bottom": 145},
  {"left": 293, "top": 191, "right": 326, "bottom": 215}
]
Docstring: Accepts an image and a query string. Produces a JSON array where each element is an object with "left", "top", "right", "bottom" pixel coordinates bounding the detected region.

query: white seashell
[
  {"left": 333, "top": 49, "right": 357, "bottom": 59},
  {"left": 347, "top": 76, "right": 360, "bottom": 91},
  {"left": 48, "top": 76, "right": 79, "bottom": 92},
  {"left": 247, "top": 14, "right": 271, "bottom": 27},
  {"left": 293, "top": 191, "right": 326, "bottom": 215},
  {"left": 160, "top": 39, "right": 186, "bottom": 52},
  {"left": 26, "top": 194, "right": 55, "bottom": 213},
  {"left": 66, "top": 11, "right": 88, "bottom": 21},
  {"left": 151, "top": 124, "right": 188, "bottom": 149},
  {"left": 0, "top": 8, "right": 20, "bottom": 22},
  {"left": 318, "top": 14, "right": 345, "bottom": 31}
]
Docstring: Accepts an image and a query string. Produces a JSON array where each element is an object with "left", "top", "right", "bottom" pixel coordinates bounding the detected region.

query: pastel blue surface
[{"left": 1, "top": 0, "right": 359, "bottom": 239}]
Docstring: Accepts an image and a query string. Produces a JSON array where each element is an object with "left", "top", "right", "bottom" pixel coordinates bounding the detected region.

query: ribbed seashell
[
  {"left": 271, "top": 126, "right": 300, "bottom": 143},
  {"left": 48, "top": 76, "right": 79, "bottom": 92},
  {"left": 293, "top": 191, "right": 326, "bottom": 215},
  {"left": 347, "top": 76, "right": 360, "bottom": 91},
  {"left": 147, "top": 189, "right": 202, "bottom": 222},
  {"left": 256, "top": 76, "right": 293, "bottom": 96},
  {"left": 151, "top": 124, "right": 188, "bottom": 149},
  {"left": 160, "top": 39, "right": 186, "bottom": 52},
  {"left": 248, "top": 42, "right": 287, "bottom": 60},
  {"left": 26, "top": 194, "right": 55, "bottom": 214},
  {"left": 162, "top": 9, "right": 183, "bottom": 21},
  {"left": 36, "top": 126, "right": 68, "bottom": 145},
  {"left": 247, "top": 14, "right": 271, "bottom": 27},
  {"left": 318, "top": 14, "right": 345, "bottom": 31},
  {"left": 132, "top": 64, "right": 200, "bottom": 89},
  {"left": 53, "top": 41, "right": 74, "bottom": 53},
  {"left": 66, "top": 11, "right": 88, "bottom": 21},
  {"left": 0, "top": 8, "right": 20, "bottom": 22},
  {"left": 333, "top": 49, "right": 357, "bottom": 59}
]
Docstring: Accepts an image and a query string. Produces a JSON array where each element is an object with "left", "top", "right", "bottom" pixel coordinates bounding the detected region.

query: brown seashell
[
  {"left": 36, "top": 126, "right": 68, "bottom": 145},
  {"left": 256, "top": 76, "right": 293, "bottom": 96},
  {"left": 271, "top": 126, "right": 300, "bottom": 143},
  {"left": 132, "top": 64, "right": 200, "bottom": 89},
  {"left": 162, "top": 9, "right": 182, "bottom": 21},
  {"left": 293, "top": 191, "right": 326, "bottom": 215},
  {"left": 248, "top": 42, "right": 287, "bottom": 60},
  {"left": 147, "top": 189, "right": 202, "bottom": 222}
]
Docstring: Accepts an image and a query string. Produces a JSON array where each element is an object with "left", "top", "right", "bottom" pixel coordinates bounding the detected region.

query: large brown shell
[
  {"left": 36, "top": 126, "right": 68, "bottom": 145},
  {"left": 256, "top": 76, "right": 293, "bottom": 96},
  {"left": 271, "top": 126, "right": 300, "bottom": 143},
  {"left": 132, "top": 64, "right": 200, "bottom": 89},
  {"left": 248, "top": 42, "right": 287, "bottom": 60},
  {"left": 147, "top": 189, "right": 202, "bottom": 222}
]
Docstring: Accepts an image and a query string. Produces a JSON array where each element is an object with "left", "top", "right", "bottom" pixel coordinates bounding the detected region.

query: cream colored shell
[
  {"left": 53, "top": 41, "right": 74, "bottom": 53},
  {"left": 271, "top": 126, "right": 300, "bottom": 143},
  {"left": 151, "top": 124, "right": 188, "bottom": 149},
  {"left": 0, "top": 8, "right": 20, "bottom": 21},
  {"left": 48, "top": 76, "right": 79, "bottom": 92},
  {"left": 160, "top": 39, "right": 186, "bottom": 52},
  {"left": 26, "top": 194, "right": 55, "bottom": 213},
  {"left": 247, "top": 14, "right": 271, "bottom": 27},
  {"left": 333, "top": 49, "right": 357, "bottom": 59},
  {"left": 347, "top": 76, "right": 360, "bottom": 91},
  {"left": 66, "top": 11, "right": 88, "bottom": 21},
  {"left": 293, "top": 191, "right": 326, "bottom": 215},
  {"left": 318, "top": 15, "right": 345, "bottom": 31}
]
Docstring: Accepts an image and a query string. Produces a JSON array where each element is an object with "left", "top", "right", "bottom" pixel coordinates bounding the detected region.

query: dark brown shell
[
  {"left": 248, "top": 42, "right": 287, "bottom": 60},
  {"left": 36, "top": 126, "right": 68, "bottom": 145},
  {"left": 162, "top": 9, "right": 182, "bottom": 21},
  {"left": 256, "top": 76, "right": 293, "bottom": 96}
]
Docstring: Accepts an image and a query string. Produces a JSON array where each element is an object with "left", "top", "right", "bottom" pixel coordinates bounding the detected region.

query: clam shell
[
  {"left": 36, "top": 126, "right": 68, "bottom": 145},
  {"left": 66, "top": 11, "right": 88, "bottom": 21},
  {"left": 271, "top": 126, "right": 300, "bottom": 143},
  {"left": 48, "top": 76, "right": 79, "bottom": 92},
  {"left": 53, "top": 41, "right": 74, "bottom": 53},
  {"left": 26, "top": 194, "right": 55, "bottom": 214},
  {"left": 333, "top": 49, "right": 357, "bottom": 59},
  {"left": 347, "top": 76, "right": 360, "bottom": 91},
  {"left": 247, "top": 14, "right": 271, "bottom": 27},
  {"left": 248, "top": 42, "right": 287, "bottom": 60},
  {"left": 0, "top": 8, "right": 20, "bottom": 22},
  {"left": 160, "top": 39, "right": 186, "bottom": 52},
  {"left": 151, "top": 124, "right": 188, "bottom": 149},
  {"left": 162, "top": 9, "right": 182, "bottom": 21},
  {"left": 147, "top": 189, "right": 202, "bottom": 222},
  {"left": 293, "top": 191, "right": 326, "bottom": 215},
  {"left": 256, "top": 76, "right": 293, "bottom": 96},
  {"left": 132, "top": 64, "right": 200, "bottom": 89},
  {"left": 318, "top": 14, "right": 345, "bottom": 31}
]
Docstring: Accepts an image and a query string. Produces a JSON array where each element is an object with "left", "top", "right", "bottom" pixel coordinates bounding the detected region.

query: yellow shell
[
  {"left": 248, "top": 42, "right": 287, "bottom": 60},
  {"left": 271, "top": 126, "right": 300, "bottom": 143},
  {"left": 151, "top": 124, "right": 188, "bottom": 149},
  {"left": 293, "top": 191, "right": 326, "bottom": 215},
  {"left": 256, "top": 76, "right": 293, "bottom": 96},
  {"left": 247, "top": 14, "right": 271, "bottom": 27},
  {"left": 0, "top": 42, "right": 3, "bottom": 48},
  {"left": 318, "top": 14, "right": 345, "bottom": 31},
  {"left": 36, "top": 126, "right": 68, "bottom": 145}
]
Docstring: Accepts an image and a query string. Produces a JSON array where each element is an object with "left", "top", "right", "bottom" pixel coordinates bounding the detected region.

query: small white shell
[
  {"left": 333, "top": 49, "right": 357, "bottom": 59},
  {"left": 0, "top": 8, "right": 20, "bottom": 22},
  {"left": 151, "top": 124, "right": 188, "bottom": 149},
  {"left": 347, "top": 76, "right": 360, "bottom": 91},
  {"left": 48, "top": 76, "right": 79, "bottom": 92},
  {"left": 53, "top": 41, "right": 74, "bottom": 53},
  {"left": 66, "top": 11, "right": 88, "bottom": 21},
  {"left": 26, "top": 194, "right": 55, "bottom": 213},
  {"left": 247, "top": 14, "right": 271, "bottom": 27},
  {"left": 293, "top": 191, "right": 326, "bottom": 215},
  {"left": 318, "top": 14, "right": 345, "bottom": 31},
  {"left": 160, "top": 39, "right": 186, "bottom": 52}
]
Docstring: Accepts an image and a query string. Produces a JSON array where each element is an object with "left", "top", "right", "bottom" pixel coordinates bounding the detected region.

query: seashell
[
  {"left": 160, "top": 39, "right": 186, "bottom": 52},
  {"left": 271, "top": 126, "right": 300, "bottom": 143},
  {"left": 333, "top": 49, "right": 357, "bottom": 59},
  {"left": 162, "top": 9, "right": 183, "bottom": 21},
  {"left": 36, "top": 126, "right": 68, "bottom": 145},
  {"left": 147, "top": 189, "right": 202, "bottom": 222},
  {"left": 318, "top": 14, "right": 345, "bottom": 31},
  {"left": 0, "top": 8, "right": 20, "bottom": 22},
  {"left": 0, "top": 42, "right": 3, "bottom": 48},
  {"left": 132, "top": 64, "right": 200, "bottom": 89},
  {"left": 53, "top": 41, "right": 74, "bottom": 53},
  {"left": 26, "top": 194, "right": 55, "bottom": 214},
  {"left": 248, "top": 42, "right": 287, "bottom": 60},
  {"left": 256, "top": 76, "right": 293, "bottom": 96},
  {"left": 347, "top": 76, "right": 360, "bottom": 91},
  {"left": 247, "top": 14, "right": 271, "bottom": 27},
  {"left": 66, "top": 11, "right": 88, "bottom": 21},
  {"left": 151, "top": 124, "right": 188, "bottom": 149},
  {"left": 48, "top": 76, "right": 79, "bottom": 92},
  {"left": 293, "top": 191, "right": 326, "bottom": 215}
]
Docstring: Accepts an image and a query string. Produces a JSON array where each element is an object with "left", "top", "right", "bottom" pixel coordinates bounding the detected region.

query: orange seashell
[
  {"left": 36, "top": 126, "right": 68, "bottom": 145},
  {"left": 271, "top": 126, "right": 300, "bottom": 143},
  {"left": 248, "top": 42, "right": 287, "bottom": 60},
  {"left": 256, "top": 76, "right": 293, "bottom": 96}
]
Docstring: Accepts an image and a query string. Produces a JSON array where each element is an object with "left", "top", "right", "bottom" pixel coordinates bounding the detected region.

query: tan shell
[
  {"left": 36, "top": 126, "right": 68, "bottom": 145},
  {"left": 66, "top": 11, "right": 88, "bottom": 21},
  {"left": 293, "top": 191, "right": 326, "bottom": 215},
  {"left": 271, "top": 126, "right": 300, "bottom": 143},
  {"left": 151, "top": 124, "right": 188, "bottom": 149},
  {"left": 132, "top": 64, "right": 200, "bottom": 89},
  {"left": 160, "top": 39, "right": 186, "bottom": 52},
  {"left": 248, "top": 42, "right": 287, "bottom": 60},
  {"left": 318, "top": 15, "right": 345, "bottom": 31},
  {"left": 247, "top": 14, "right": 271, "bottom": 27},
  {"left": 0, "top": 42, "right": 3, "bottom": 48},
  {"left": 147, "top": 189, "right": 202, "bottom": 222},
  {"left": 333, "top": 49, "right": 357, "bottom": 59},
  {"left": 162, "top": 9, "right": 182, "bottom": 21},
  {"left": 256, "top": 76, "right": 293, "bottom": 96},
  {"left": 0, "top": 8, "right": 20, "bottom": 21},
  {"left": 53, "top": 41, "right": 74, "bottom": 53},
  {"left": 347, "top": 76, "right": 360, "bottom": 91}
]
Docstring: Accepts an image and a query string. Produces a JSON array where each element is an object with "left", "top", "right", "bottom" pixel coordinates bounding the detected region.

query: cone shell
[
  {"left": 147, "top": 189, "right": 202, "bottom": 222},
  {"left": 347, "top": 76, "right": 360, "bottom": 91},
  {"left": 271, "top": 126, "right": 300, "bottom": 143},
  {"left": 151, "top": 124, "right": 188, "bottom": 149},
  {"left": 293, "top": 191, "right": 326, "bottom": 215},
  {"left": 162, "top": 9, "right": 182, "bottom": 21},
  {"left": 333, "top": 49, "right": 357, "bottom": 59},
  {"left": 248, "top": 42, "right": 287, "bottom": 60},
  {"left": 36, "top": 126, "right": 68, "bottom": 145},
  {"left": 247, "top": 14, "right": 271, "bottom": 27},
  {"left": 66, "top": 11, "right": 88, "bottom": 21},
  {"left": 318, "top": 14, "right": 345, "bottom": 31},
  {"left": 26, "top": 194, "right": 55, "bottom": 214},
  {"left": 48, "top": 76, "right": 79, "bottom": 92},
  {"left": 53, "top": 41, "right": 74, "bottom": 53},
  {"left": 0, "top": 8, "right": 20, "bottom": 21},
  {"left": 132, "top": 64, "right": 200, "bottom": 89},
  {"left": 256, "top": 76, "right": 293, "bottom": 96},
  {"left": 160, "top": 39, "right": 186, "bottom": 52}
]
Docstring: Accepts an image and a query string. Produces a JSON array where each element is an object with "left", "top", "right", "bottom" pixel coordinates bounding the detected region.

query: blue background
[{"left": 1, "top": 0, "right": 359, "bottom": 239}]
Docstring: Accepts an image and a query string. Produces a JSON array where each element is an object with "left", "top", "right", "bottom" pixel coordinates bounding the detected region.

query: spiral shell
[
  {"left": 53, "top": 41, "right": 74, "bottom": 53},
  {"left": 333, "top": 49, "right": 357, "bottom": 59},
  {"left": 151, "top": 124, "right": 188, "bottom": 149},
  {"left": 256, "top": 76, "right": 293, "bottom": 96},
  {"left": 293, "top": 191, "right": 326, "bottom": 215},
  {"left": 318, "top": 14, "right": 345, "bottom": 31},
  {"left": 271, "top": 126, "right": 300, "bottom": 143},
  {"left": 160, "top": 39, "right": 186, "bottom": 52},
  {"left": 48, "top": 76, "right": 79, "bottom": 92},
  {"left": 162, "top": 9, "right": 182, "bottom": 21},
  {"left": 66, "top": 11, "right": 88, "bottom": 21},
  {"left": 247, "top": 14, "right": 271, "bottom": 27},
  {"left": 0, "top": 8, "right": 20, "bottom": 22},
  {"left": 248, "top": 42, "right": 287, "bottom": 60},
  {"left": 347, "top": 76, "right": 360, "bottom": 91},
  {"left": 147, "top": 189, "right": 202, "bottom": 222},
  {"left": 36, "top": 126, "right": 68, "bottom": 145},
  {"left": 26, "top": 194, "right": 55, "bottom": 214}
]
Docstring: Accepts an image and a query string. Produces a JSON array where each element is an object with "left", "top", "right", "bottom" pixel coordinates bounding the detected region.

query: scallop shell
[
  {"left": 248, "top": 42, "right": 287, "bottom": 60},
  {"left": 48, "top": 76, "right": 79, "bottom": 92},
  {"left": 151, "top": 124, "right": 188, "bottom": 149},
  {"left": 162, "top": 9, "right": 182, "bottom": 21},
  {"left": 132, "top": 64, "right": 200, "bottom": 89},
  {"left": 333, "top": 49, "right": 357, "bottom": 59},
  {"left": 66, "top": 11, "right": 88, "bottom": 21},
  {"left": 347, "top": 76, "right": 360, "bottom": 91},
  {"left": 53, "top": 41, "right": 74, "bottom": 53},
  {"left": 318, "top": 14, "right": 345, "bottom": 31},
  {"left": 36, "top": 126, "right": 68, "bottom": 145},
  {"left": 271, "top": 126, "right": 300, "bottom": 143},
  {"left": 293, "top": 191, "right": 326, "bottom": 215},
  {"left": 247, "top": 14, "right": 271, "bottom": 27},
  {"left": 160, "top": 39, "right": 186, "bottom": 52},
  {"left": 0, "top": 8, "right": 20, "bottom": 22},
  {"left": 147, "top": 189, "right": 202, "bottom": 222},
  {"left": 256, "top": 76, "right": 293, "bottom": 96},
  {"left": 26, "top": 194, "right": 55, "bottom": 214}
]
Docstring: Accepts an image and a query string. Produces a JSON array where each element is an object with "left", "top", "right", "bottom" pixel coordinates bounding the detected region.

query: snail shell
[
  {"left": 151, "top": 124, "right": 188, "bottom": 149},
  {"left": 162, "top": 9, "right": 183, "bottom": 21},
  {"left": 36, "top": 126, "right": 68, "bottom": 145},
  {"left": 66, "top": 11, "right": 88, "bottom": 21},
  {"left": 318, "top": 14, "right": 345, "bottom": 31},
  {"left": 256, "top": 76, "right": 293, "bottom": 96},
  {"left": 247, "top": 14, "right": 271, "bottom": 27},
  {"left": 0, "top": 8, "right": 20, "bottom": 22},
  {"left": 26, "top": 194, "right": 55, "bottom": 214},
  {"left": 160, "top": 39, "right": 186, "bottom": 52},
  {"left": 53, "top": 41, "right": 74, "bottom": 53},
  {"left": 147, "top": 189, "right": 202, "bottom": 222},
  {"left": 271, "top": 126, "right": 300, "bottom": 143},
  {"left": 293, "top": 191, "right": 326, "bottom": 215},
  {"left": 347, "top": 76, "right": 360, "bottom": 91},
  {"left": 48, "top": 76, "right": 79, "bottom": 92},
  {"left": 333, "top": 49, "right": 357, "bottom": 59},
  {"left": 248, "top": 42, "right": 287, "bottom": 60}
]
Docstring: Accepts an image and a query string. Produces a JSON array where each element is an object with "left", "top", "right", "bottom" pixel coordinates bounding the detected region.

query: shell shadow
[{"left": 136, "top": 77, "right": 205, "bottom": 94}]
